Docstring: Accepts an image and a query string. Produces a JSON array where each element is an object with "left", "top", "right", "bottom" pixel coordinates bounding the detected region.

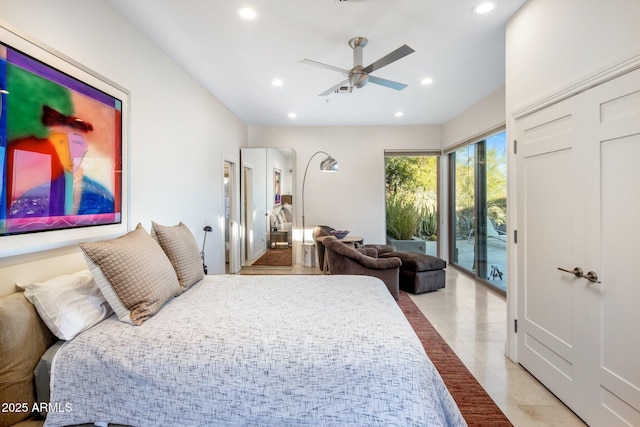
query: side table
[
  {"left": 269, "top": 230, "right": 288, "bottom": 248},
  {"left": 302, "top": 243, "right": 316, "bottom": 267}
]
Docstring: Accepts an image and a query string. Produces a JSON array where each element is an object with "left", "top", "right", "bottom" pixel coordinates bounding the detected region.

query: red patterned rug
[
  {"left": 397, "top": 291, "right": 513, "bottom": 426},
  {"left": 252, "top": 247, "right": 293, "bottom": 266}
]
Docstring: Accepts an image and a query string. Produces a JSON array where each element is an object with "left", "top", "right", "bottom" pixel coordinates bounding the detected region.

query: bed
[{"left": 0, "top": 223, "right": 465, "bottom": 427}]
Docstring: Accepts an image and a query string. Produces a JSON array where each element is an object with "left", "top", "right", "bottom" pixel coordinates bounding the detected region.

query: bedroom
[{"left": 1, "top": 0, "right": 639, "bottom": 426}]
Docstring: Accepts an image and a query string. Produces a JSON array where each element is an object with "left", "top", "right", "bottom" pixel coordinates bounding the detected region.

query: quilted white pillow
[{"left": 17, "top": 270, "right": 113, "bottom": 340}]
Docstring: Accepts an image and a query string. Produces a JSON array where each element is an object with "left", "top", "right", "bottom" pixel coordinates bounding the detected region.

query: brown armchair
[
  {"left": 312, "top": 225, "right": 335, "bottom": 270},
  {"left": 322, "top": 236, "right": 402, "bottom": 299},
  {"left": 356, "top": 243, "right": 396, "bottom": 256}
]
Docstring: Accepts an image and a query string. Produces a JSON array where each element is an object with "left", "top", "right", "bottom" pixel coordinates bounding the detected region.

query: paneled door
[
  {"left": 516, "top": 68, "right": 640, "bottom": 425},
  {"left": 581, "top": 69, "right": 640, "bottom": 426},
  {"left": 516, "top": 97, "right": 588, "bottom": 416}
]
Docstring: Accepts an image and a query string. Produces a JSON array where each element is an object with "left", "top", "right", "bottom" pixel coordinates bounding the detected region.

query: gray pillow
[
  {"left": 80, "top": 224, "right": 180, "bottom": 325},
  {"left": 151, "top": 221, "right": 204, "bottom": 293}
]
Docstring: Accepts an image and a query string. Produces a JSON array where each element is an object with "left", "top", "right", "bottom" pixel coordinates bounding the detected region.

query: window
[{"left": 385, "top": 153, "right": 439, "bottom": 256}]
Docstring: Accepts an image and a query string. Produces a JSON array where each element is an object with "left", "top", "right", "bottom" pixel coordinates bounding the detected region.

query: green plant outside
[
  {"left": 418, "top": 205, "right": 438, "bottom": 240},
  {"left": 385, "top": 156, "right": 438, "bottom": 241},
  {"left": 386, "top": 194, "right": 422, "bottom": 240},
  {"left": 453, "top": 142, "right": 507, "bottom": 239}
]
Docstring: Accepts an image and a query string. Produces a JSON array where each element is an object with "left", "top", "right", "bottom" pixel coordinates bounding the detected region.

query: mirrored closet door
[{"left": 241, "top": 148, "right": 294, "bottom": 267}]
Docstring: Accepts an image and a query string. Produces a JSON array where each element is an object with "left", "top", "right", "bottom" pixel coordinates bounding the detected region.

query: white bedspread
[{"left": 46, "top": 275, "right": 465, "bottom": 427}]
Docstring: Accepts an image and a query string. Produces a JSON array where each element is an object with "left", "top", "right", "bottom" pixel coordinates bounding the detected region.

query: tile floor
[
  {"left": 240, "top": 264, "right": 587, "bottom": 426},
  {"left": 409, "top": 268, "right": 587, "bottom": 427}
]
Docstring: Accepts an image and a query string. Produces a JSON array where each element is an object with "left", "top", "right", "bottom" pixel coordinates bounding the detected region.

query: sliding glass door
[
  {"left": 450, "top": 130, "right": 507, "bottom": 292},
  {"left": 451, "top": 145, "right": 475, "bottom": 271}
]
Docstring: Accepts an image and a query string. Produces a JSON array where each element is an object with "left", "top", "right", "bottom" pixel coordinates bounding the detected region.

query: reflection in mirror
[{"left": 241, "top": 148, "right": 294, "bottom": 268}]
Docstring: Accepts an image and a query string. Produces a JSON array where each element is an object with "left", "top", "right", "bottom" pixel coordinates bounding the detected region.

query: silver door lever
[
  {"left": 558, "top": 267, "right": 601, "bottom": 283},
  {"left": 557, "top": 267, "right": 583, "bottom": 278},
  {"left": 583, "top": 271, "right": 601, "bottom": 283}
]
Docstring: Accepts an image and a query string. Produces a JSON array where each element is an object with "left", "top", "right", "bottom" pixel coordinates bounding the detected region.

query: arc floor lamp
[{"left": 301, "top": 151, "right": 339, "bottom": 245}]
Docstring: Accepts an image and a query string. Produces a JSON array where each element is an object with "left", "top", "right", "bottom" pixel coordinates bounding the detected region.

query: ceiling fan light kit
[{"left": 301, "top": 36, "right": 415, "bottom": 96}]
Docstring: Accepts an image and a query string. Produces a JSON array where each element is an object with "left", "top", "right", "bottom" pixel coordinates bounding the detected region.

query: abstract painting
[
  {"left": 0, "top": 42, "right": 122, "bottom": 237},
  {"left": 274, "top": 168, "right": 281, "bottom": 206}
]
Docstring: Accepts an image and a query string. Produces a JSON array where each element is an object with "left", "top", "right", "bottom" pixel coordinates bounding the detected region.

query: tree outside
[
  {"left": 453, "top": 134, "right": 507, "bottom": 240},
  {"left": 385, "top": 156, "right": 438, "bottom": 241}
]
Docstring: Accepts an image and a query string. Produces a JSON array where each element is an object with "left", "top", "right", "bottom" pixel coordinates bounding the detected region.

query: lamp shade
[{"left": 320, "top": 156, "right": 338, "bottom": 172}]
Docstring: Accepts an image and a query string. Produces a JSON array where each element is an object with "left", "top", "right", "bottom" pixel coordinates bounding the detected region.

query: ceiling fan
[{"left": 301, "top": 37, "right": 415, "bottom": 96}]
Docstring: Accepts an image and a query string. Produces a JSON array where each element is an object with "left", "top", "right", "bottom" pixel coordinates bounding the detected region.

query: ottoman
[{"left": 381, "top": 251, "right": 446, "bottom": 293}]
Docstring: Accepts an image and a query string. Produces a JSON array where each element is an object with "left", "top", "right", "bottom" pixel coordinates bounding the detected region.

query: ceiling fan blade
[
  {"left": 362, "top": 44, "right": 415, "bottom": 74},
  {"left": 300, "top": 59, "right": 349, "bottom": 75},
  {"left": 318, "top": 79, "right": 350, "bottom": 96},
  {"left": 368, "top": 75, "right": 408, "bottom": 91}
]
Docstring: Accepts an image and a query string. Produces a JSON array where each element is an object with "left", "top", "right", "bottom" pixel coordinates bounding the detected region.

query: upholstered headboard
[{"left": 0, "top": 292, "right": 56, "bottom": 426}]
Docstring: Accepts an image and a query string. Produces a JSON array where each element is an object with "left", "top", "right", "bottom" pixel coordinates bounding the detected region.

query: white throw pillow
[{"left": 17, "top": 270, "right": 113, "bottom": 340}]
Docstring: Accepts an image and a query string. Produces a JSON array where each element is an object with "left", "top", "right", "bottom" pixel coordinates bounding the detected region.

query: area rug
[
  {"left": 397, "top": 291, "right": 513, "bottom": 426},
  {"left": 252, "top": 247, "right": 293, "bottom": 266}
]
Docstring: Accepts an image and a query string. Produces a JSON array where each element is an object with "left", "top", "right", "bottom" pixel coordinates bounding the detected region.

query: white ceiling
[{"left": 106, "top": 0, "right": 527, "bottom": 127}]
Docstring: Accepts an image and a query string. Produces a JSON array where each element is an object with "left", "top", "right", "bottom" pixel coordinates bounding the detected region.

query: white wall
[
  {"left": 248, "top": 125, "right": 442, "bottom": 254},
  {"left": 0, "top": 0, "right": 247, "bottom": 296},
  {"left": 442, "top": 86, "right": 506, "bottom": 150},
  {"left": 506, "top": 0, "right": 640, "bottom": 113}
]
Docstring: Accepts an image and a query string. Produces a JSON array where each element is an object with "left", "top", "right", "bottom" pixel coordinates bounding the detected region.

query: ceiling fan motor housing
[
  {"left": 348, "top": 37, "right": 369, "bottom": 88},
  {"left": 348, "top": 65, "right": 369, "bottom": 88}
]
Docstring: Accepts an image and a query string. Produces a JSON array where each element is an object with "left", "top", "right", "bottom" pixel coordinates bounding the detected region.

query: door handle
[
  {"left": 583, "top": 271, "right": 601, "bottom": 283},
  {"left": 558, "top": 267, "right": 583, "bottom": 278},
  {"left": 557, "top": 267, "right": 601, "bottom": 283}
]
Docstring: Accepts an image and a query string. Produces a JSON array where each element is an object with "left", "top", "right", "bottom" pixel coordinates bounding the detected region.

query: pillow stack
[{"left": 80, "top": 222, "right": 204, "bottom": 326}]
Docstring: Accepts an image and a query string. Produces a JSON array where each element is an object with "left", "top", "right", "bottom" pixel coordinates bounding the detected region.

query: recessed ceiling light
[
  {"left": 472, "top": 2, "right": 495, "bottom": 14},
  {"left": 421, "top": 77, "right": 433, "bottom": 85},
  {"left": 288, "top": 112, "right": 297, "bottom": 119},
  {"left": 395, "top": 112, "right": 404, "bottom": 117},
  {"left": 238, "top": 7, "right": 257, "bottom": 20},
  {"left": 272, "top": 79, "right": 284, "bottom": 87}
]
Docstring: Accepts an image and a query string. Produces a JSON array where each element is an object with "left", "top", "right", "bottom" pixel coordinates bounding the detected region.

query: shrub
[
  {"left": 386, "top": 195, "right": 422, "bottom": 240},
  {"left": 418, "top": 206, "right": 437, "bottom": 240}
]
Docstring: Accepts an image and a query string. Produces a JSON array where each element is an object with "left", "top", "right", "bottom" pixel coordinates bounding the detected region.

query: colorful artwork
[
  {"left": 274, "top": 168, "right": 281, "bottom": 206},
  {"left": 0, "top": 43, "right": 122, "bottom": 236}
]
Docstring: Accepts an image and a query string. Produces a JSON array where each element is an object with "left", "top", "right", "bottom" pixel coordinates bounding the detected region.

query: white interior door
[
  {"left": 516, "top": 98, "right": 588, "bottom": 417},
  {"left": 516, "top": 68, "right": 640, "bottom": 426},
  {"left": 582, "top": 69, "right": 640, "bottom": 426}
]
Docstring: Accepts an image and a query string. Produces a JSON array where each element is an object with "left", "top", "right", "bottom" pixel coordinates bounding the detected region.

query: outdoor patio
[{"left": 425, "top": 238, "right": 507, "bottom": 292}]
